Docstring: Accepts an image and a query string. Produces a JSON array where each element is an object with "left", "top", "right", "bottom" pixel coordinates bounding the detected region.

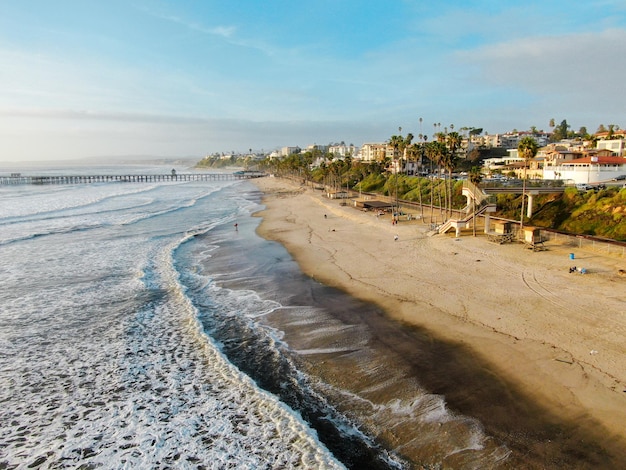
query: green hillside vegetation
[
  {"left": 341, "top": 174, "right": 626, "bottom": 242},
  {"left": 196, "top": 155, "right": 250, "bottom": 169},
  {"left": 198, "top": 150, "right": 626, "bottom": 242},
  {"left": 520, "top": 187, "right": 626, "bottom": 241}
]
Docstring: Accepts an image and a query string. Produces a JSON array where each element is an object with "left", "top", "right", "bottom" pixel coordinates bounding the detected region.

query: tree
[
  {"left": 608, "top": 124, "right": 617, "bottom": 139},
  {"left": 407, "top": 143, "right": 425, "bottom": 218},
  {"left": 444, "top": 131, "right": 462, "bottom": 218},
  {"left": 389, "top": 132, "right": 414, "bottom": 216},
  {"left": 552, "top": 119, "right": 570, "bottom": 141},
  {"left": 388, "top": 134, "right": 402, "bottom": 213},
  {"left": 518, "top": 136, "right": 539, "bottom": 230},
  {"left": 469, "top": 166, "right": 482, "bottom": 236},
  {"left": 424, "top": 141, "right": 447, "bottom": 223},
  {"left": 584, "top": 133, "right": 598, "bottom": 149},
  {"left": 401, "top": 133, "right": 414, "bottom": 173}
]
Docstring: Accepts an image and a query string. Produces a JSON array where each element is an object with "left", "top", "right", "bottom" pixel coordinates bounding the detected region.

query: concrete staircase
[{"left": 438, "top": 182, "right": 497, "bottom": 236}]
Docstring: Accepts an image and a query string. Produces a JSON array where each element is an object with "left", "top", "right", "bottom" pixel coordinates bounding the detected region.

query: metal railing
[{"left": 542, "top": 230, "right": 626, "bottom": 258}]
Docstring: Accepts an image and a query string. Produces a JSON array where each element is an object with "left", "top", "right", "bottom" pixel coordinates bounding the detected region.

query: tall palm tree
[
  {"left": 400, "top": 133, "right": 414, "bottom": 175},
  {"left": 434, "top": 130, "right": 449, "bottom": 210},
  {"left": 425, "top": 141, "right": 447, "bottom": 221},
  {"left": 424, "top": 141, "right": 438, "bottom": 223},
  {"left": 389, "top": 132, "right": 414, "bottom": 209},
  {"left": 445, "top": 131, "right": 462, "bottom": 218},
  {"left": 518, "top": 136, "right": 539, "bottom": 231},
  {"left": 469, "top": 166, "right": 482, "bottom": 236},
  {"left": 406, "top": 143, "right": 425, "bottom": 217},
  {"left": 388, "top": 135, "right": 403, "bottom": 213}
]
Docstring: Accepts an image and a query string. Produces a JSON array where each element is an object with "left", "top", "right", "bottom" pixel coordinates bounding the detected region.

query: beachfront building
[
  {"left": 480, "top": 131, "right": 550, "bottom": 149},
  {"left": 543, "top": 155, "right": 626, "bottom": 184},
  {"left": 357, "top": 143, "right": 391, "bottom": 162},
  {"left": 304, "top": 144, "right": 329, "bottom": 155},
  {"left": 267, "top": 146, "right": 301, "bottom": 160},
  {"left": 596, "top": 138, "right": 626, "bottom": 157},
  {"left": 280, "top": 146, "right": 301, "bottom": 157},
  {"left": 328, "top": 142, "right": 358, "bottom": 159},
  {"left": 482, "top": 153, "right": 524, "bottom": 176}
]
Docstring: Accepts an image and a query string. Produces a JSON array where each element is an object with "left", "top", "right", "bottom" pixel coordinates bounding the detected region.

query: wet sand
[{"left": 251, "top": 176, "right": 626, "bottom": 468}]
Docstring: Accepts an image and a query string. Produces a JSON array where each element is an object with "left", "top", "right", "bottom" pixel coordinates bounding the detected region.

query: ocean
[{"left": 0, "top": 163, "right": 517, "bottom": 469}]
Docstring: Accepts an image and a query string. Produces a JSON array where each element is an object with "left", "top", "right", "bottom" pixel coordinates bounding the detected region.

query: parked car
[
  {"left": 611, "top": 175, "right": 626, "bottom": 181},
  {"left": 576, "top": 183, "right": 593, "bottom": 191}
]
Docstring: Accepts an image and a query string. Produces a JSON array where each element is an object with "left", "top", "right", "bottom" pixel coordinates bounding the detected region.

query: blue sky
[{"left": 1, "top": 0, "right": 625, "bottom": 161}]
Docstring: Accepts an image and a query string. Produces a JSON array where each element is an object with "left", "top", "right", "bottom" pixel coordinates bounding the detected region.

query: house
[
  {"left": 328, "top": 143, "right": 358, "bottom": 158},
  {"left": 280, "top": 146, "right": 301, "bottom": 157},
  {"left": 481, "top": 131, "right": 550, "bottom": 149},
  {"left": 596, "top": 139, "right": 626, "bottom": 157},
  {"left": 357, "top": 143, "right": 392, "bottom": 162},
  {"left": 543, "top": 155, "right": 626, "bottom": 184},
  {"left": 482, "top": 153, "right": 524, "bottom": 175}
]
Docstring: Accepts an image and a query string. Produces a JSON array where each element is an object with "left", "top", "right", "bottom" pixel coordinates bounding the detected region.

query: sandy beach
[{"left": 251, "top": 176, "right": 626, "bottom": 468}]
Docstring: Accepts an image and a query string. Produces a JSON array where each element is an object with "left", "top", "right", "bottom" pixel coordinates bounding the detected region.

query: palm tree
[
  {"left": 399, "top": 133, "right": 414, "bottom": 175},
  {"left": 469, "top": 166, "right": 482, "bottom": 236},
  {"left": 424, "top": 142, "right": 438, "bottom": 223},
  {"left": 445, "top": 131, "right": 462, "bottom": 218},
  {"left": 406, "top": 143, "right": 425, "bottom": 218},
  {"left": 518, "top": 136, "right": 539, "bottom": 231},
  {"left": 388, "top": 135, "right": 403, "bottom": 214},
  {"left": 389, "top": 132, "right": 414, "bottom": 211},
  {"left": 439, "top": 149, "right": 453, "bottom": 218},
  {"left": 425, "top": 141, "right": 447, "bottom": 222}
]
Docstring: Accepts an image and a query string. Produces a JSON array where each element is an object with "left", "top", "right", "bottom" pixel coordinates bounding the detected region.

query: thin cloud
[
  {"left": 140, "top": 7, "right": 281, "bottom": 57},
  {"left": 139, "top": 5, "right": 292, "bottom": 57},
  {"left": 153, "top": 13, "right": 236, "bottom": 38}
]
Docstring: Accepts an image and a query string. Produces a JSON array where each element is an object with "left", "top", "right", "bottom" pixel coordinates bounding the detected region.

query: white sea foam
[{"left": 0, "top": 176, "right": 344, "bottom": 469}]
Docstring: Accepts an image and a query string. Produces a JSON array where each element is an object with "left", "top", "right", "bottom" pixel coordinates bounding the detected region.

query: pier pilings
[{"left": 0, "top": 172, "right": 265, "bottom": 185}]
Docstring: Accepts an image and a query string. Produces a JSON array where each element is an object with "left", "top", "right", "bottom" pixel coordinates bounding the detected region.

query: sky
[{"left": 1, "top": 0, "right": 626, "bottom": 162}]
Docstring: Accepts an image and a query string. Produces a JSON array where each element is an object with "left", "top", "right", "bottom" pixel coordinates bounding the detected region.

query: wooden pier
[{"left": 0, "top": 171, "right": 266, "bottom": 185}]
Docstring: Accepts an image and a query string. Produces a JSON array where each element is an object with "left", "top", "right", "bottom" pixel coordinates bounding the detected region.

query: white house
[
  {"left": 481, "top": 131, "right": 550, "bottom": 149},
  {"left": 597, "top": 139, "right": 626, "bottom": 157},
  {"left": 328, "top": 143, "right": 357, "bottom": 158},
  {"left": 357, "top": 143, "right": 391, "bottom": 162},
  {"left": 543, "top": 155, "right": 626, "bottom": 184},
  {"left": 280, "top": 146, "right": 301, "bottom": 157}
]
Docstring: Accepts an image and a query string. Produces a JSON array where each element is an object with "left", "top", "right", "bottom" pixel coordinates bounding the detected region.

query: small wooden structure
[
  {"left": 486, "top": 221, "right": 514, "bottom": 244},
  {"left": 493, "top": 221, "right": 511, "bottom": 235},
  {"left": 353, "top": 200, "right": 392, "bottom": 211},
  {"left": 522, "top": 226, "right": 546, "bottom": 251},
  {"left": 327, "top": 190, "right": 349, "bottom": 199}
]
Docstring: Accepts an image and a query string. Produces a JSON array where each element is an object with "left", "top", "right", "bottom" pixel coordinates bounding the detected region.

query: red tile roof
[{"left": 566, "top": 156, "right": 626, "bottom": 165}]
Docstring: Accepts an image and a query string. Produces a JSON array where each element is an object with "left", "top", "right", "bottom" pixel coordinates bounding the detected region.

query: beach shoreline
[{"left": 251, "top": 175, "right": 626, "bottom": 466}]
